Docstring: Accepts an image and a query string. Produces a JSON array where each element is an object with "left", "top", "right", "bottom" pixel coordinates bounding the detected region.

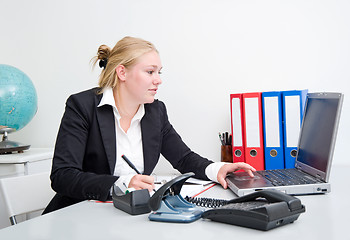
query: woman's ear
[{"left": 115, "top": 65, "right": 127, "bottom": 82}]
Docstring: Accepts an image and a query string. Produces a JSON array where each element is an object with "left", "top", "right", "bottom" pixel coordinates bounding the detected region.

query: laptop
[{"left": 226, "top": 92, "right": 343, "bottom": 196}]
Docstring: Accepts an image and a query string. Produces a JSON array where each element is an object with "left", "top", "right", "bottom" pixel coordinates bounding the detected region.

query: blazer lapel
[
  {"left": 141, "top": 104, "right": 161, "bottom": 175},
  {"left": 96, "top": 103, "right": 116, "bottom": 175}
]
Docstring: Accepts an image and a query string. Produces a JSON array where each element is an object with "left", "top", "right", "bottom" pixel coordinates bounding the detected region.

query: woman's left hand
[{"left": 217, "top": 162, "right": 256, "bottom": 189}]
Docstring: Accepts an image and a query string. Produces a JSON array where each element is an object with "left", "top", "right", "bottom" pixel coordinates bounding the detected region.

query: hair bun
[
  {"left": 97, "top": 45, "right": 111, "bottom": 58},
  {"left": 97, "top": 45, "right": 111, "bottom": 69}
]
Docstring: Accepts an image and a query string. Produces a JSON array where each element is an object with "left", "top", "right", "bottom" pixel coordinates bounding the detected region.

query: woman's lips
[{"left": 149, "top": 88, "right": 158, "bottom": 94}]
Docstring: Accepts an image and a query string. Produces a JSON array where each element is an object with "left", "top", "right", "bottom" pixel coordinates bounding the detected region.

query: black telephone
[
  {"left": 112, "top": 172, "right": 306, "bottom": 230},
  {"left": 201, "top": 190, "right": 306, "bottom": 231}
]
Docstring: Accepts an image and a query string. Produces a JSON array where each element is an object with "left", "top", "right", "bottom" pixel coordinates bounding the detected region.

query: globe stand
[{"left": 0, "top": 128, "right": 30, "bottom": 154}]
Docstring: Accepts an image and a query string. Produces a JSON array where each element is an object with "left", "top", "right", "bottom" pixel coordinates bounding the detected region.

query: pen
[
  {"left": 121, "top": 154, "right": 141, "bottom": 174},
  {"left": 121, "top": 154, "right": 156, "bottom": 192},
  {"left": 228, "top": 134, "right": 232, "bottom": 145},
  {"left": 218, "top": 132, "right": 225, "bottom": 146}
]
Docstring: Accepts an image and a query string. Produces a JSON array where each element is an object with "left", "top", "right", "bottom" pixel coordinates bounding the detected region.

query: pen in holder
[
  {"left": 221, "top": 145, "right": 233, "bottom": 163},
  {"left": 219, "top": 132, "right": 233, "bottom": 163}
]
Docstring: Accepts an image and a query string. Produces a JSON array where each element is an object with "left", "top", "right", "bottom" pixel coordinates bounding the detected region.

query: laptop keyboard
[{"left": 257, "top": 168, "right": 323, "bottom": 186}]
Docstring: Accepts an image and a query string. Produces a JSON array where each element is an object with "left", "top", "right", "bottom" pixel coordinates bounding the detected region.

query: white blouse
[{"left": 98, "top": 88, "right": 226, "bottom": 192}]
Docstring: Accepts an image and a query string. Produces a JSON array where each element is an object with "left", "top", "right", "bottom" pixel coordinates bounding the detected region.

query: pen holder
[
  {"left": 112, "top": 186, "right": 151, "bottom": 215},
  {"left": 221, "top": 145, "right": 233, "bottom": 163}
]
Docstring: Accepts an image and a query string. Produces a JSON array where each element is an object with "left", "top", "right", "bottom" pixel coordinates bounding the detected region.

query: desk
[
  {"left": 0, "top": 148, "right": 53, "bottom": 229},
  {"left": 0, "top": 165, "right": 349, "bottom": 240},
  {"left": 0, "top": 148, "right": 53, "bottom": 177}
]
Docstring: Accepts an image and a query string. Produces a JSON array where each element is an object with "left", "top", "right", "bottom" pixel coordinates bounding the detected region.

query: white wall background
[{"left": 1, "top": 0, "right": 349, "bottom": 168}]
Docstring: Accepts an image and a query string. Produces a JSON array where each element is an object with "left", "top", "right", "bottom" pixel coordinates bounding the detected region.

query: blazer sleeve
[
  {"left": 50, "top": 93, "right": 118, "bottom": 202},
  {"left": 158, "top": 101, "right": 214, "bottom": 180}
]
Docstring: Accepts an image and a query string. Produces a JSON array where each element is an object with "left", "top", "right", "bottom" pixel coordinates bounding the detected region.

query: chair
[{"left": 0, "top": 172, "right": 55, "bottom": 225}]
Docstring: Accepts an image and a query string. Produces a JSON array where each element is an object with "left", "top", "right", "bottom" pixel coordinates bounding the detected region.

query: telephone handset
[{"left": 201, "top": 190, "right": 306, "bottom": 231}]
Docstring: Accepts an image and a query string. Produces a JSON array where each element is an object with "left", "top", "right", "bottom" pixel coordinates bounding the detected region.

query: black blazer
[{"left": 43, "top": 88, "right": 213, "bottom": 213}]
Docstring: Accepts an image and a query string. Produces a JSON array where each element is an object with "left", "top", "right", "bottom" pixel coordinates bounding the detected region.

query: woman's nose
[{"left": 153, "top": 74, "right": 162, "bottom": 85}]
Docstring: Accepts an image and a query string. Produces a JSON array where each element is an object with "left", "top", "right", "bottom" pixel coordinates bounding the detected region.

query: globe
[{"left": 0, "top": 64, "right": 38, "bottom": 153}]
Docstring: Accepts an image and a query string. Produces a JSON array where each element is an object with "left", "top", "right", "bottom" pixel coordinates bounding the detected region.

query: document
[{"left": 153, "top": 175, "right": 214, "bottom": 197}]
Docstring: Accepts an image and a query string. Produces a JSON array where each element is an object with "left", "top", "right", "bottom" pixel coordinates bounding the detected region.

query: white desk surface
[
  {"left": 0, "top": 164, "right": 349, "bottom": 240},
  {"left": 0, "top": 148, "right": 53, "bottom": 164}
]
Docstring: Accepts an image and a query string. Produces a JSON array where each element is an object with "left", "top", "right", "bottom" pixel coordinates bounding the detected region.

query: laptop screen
[{"left": 296, "top": 93, "right": 342, "bottom": 175}]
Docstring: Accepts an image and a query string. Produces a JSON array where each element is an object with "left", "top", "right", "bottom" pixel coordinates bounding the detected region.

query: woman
[{"left": 43, "top": 36, "right": 255, "bottom": 214}]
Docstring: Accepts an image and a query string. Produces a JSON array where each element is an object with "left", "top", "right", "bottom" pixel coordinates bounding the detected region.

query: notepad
[{"left": 153, "top": 175, "right": 214, "bottom": 197}]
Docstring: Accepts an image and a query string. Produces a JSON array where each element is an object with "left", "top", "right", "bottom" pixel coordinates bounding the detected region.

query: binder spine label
[
  {"left": 285, "top": 95, "right": 301, "bottom": 147},
  {"left": 264, "top": 97, "right": 280, "bottom": 148},
  {"left": 231, "top": 98, "right": 243, "bottom": 147},
  {"left": 244, "top": 98, "right": 260, "bottom": 147}
]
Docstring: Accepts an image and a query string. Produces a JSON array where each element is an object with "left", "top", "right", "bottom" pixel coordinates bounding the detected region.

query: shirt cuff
[
  {"left": 205, "top": 162, "right": 229, "bottom": 183},
  {"left": 114, "top": 174, "right": 135, "bottom": 193}
]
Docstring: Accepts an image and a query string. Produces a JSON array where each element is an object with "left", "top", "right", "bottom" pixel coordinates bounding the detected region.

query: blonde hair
[{"left": 92, "top": 36, "right": 158, "bottom": 92}]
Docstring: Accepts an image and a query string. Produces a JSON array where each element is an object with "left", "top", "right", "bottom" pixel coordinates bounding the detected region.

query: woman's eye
[
  {"left": 147, "top": 71, "right": 154, "bottom": 74},
  {"left": 158, "top": 71, "right": 162, "bottom": 75}
]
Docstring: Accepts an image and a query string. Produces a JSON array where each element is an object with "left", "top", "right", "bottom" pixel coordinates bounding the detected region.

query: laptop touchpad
[{"left": 227, "top": 172, "right": 274, "bottom": 188}]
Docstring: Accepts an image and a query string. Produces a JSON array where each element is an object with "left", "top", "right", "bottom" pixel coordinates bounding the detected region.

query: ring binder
[
  {"left": 230, "top": 94, "right": 246, "bottom": 164},
  {"left": 282, "top": 90, "right": 308, "bottom": 168},
  {"left": 242, "top": 92, "right": 265, "bottom": 171},
  {"left": 262, "top": 91, "right": 285, "bottom": 170}
]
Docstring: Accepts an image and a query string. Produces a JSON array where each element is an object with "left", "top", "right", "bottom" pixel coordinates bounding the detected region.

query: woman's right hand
[{"left": 128, "top": 174, "right": 155, "bottom": 192}]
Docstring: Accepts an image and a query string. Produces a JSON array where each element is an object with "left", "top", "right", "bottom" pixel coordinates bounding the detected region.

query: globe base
[
  {"left": 0, "top": 139, "right": 30, "bottom": 154},
  {"left": 0, "top": 128, "right": 30, "bottom": 154}
]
